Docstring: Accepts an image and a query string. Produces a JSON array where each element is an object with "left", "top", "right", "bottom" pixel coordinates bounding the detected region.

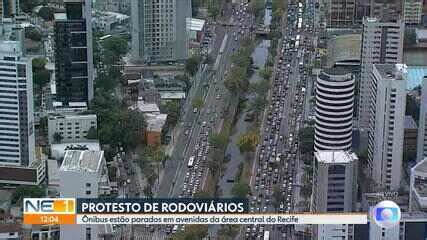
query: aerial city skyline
[{"left": 1, "top": 0, "right": 427, "bottom": 239}]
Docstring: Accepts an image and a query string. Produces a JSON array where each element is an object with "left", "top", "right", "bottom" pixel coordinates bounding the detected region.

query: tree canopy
[
  {"left": 32, "top": 57, "right": 50, "bottom": 88},
  {"left": 231, "top": 182, "right": 250, "bottom": 198},
  {"left": 25, "top": 27, "right": 42, "bottom": 41},
  {"left": 12, "top": 185, "right": 45, "bottom": 204},
  {"left": 185, "top": 55, "right": 202, "bottom": 76},
  {"left": 173, "top": 225, "right": 208, "bottom": 240},
  {"left": 90, "top": 93, "right": 145, "bottom": 148},
  {"left": 38, "top": 7, "right": 55, "bottom": 21},
  {"left": 238, "top": 131, "right": 260, "bottom": 153}
]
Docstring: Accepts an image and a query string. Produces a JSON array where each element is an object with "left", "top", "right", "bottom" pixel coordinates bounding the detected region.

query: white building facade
[
  {"left": 314, "top": 68, "right": 354, "bottom": 151},
  {"left": 0, "top": 40, "right": 35, "bottom": 166},
  {"left": 359, "top": 18, "right": 404, "bottom": 131},
  {"left": 403, "top": 0, "right": 423, "bottom": 25},
  {"left": 367, "top": 64, "right": 406, "bottom": 191},
  {"left": 59, "top": 150, "right": 110, "bottom": 240},
  {"left": 131, "top": 0, "right": 191, "bottom": 63},
  {"left": 312, "top": 151, "right": 358, "bottom": 240},
  {"left": 47, "top": 114, "right": 97, "bottom": 144},
  {"left": 417, "top": 77, "right": 427, "bottom": 162}
]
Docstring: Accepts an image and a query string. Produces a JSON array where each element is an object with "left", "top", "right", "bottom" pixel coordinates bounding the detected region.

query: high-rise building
[
  {"left": 417, "top": 77, "right": 427, "bottom": 162},
  {"left": 370, "top": 0, "right": 402, "bottom": 21},
  {"left": 0, "top": 0, "right": 18, "bottom": 19},
  {"left": 54, "top": 0, "right": 94, "bottom": 106},
  {"left": 314, "top": 67, "right": 355, "bottom": 151},
  {"left": 131, "top": 0, "right": 191, "bottom": 63},
  {"left": 409, "top": 157, "right": 427, "bottom": 212},
  {"left": 312, "top": 151, "right": 358, "bottom": 240},
  {"left": 367, "top": 64, "right": 406, "bottom": 191},
  {"left": 325, "top": 0, "right": 356, "bottom": 27},
  {"left": 59, "top": 150, "right": 110, "bottom": 240},
  {"left": 0, "top": 40, "right": 35, "bottom": 167},
  {"left": 358, "top": 17, "right": 404, "bottom": 131},
  {"left": 404, "top": 0, "right": 423, "bottom": 24}
]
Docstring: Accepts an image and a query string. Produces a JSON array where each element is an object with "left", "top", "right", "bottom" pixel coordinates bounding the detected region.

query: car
[{"left": 193, "top": 108, "right": 198, "bottom": 113}]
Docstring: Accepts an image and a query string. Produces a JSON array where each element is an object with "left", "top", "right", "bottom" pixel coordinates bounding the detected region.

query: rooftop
[
  {"left": 188, "top": 18, "right": 205, "bottom": 31},
  {"left": 405, "top": 115, "right": 417, "bottom": 129},
  {"left": 416, "top": 28, "right": 427, "bottom": 39},
  {"left": 60, "top": 150, "right": 104, "bottom": 173},
  {"left": 160, "top": 92, "right": 186, "bottom": 100},
  {"left": 0, "top": 166, "right": 38, "bottom": 183},
  {"left": 326, "top": 33, "right": 361, "bottom": 66},
  {"left": 145, "top": 113, "right": 167, "bottom": 132},
  {"left": 374, "top": 64, "right": 407, "bottom": 81},
  {"left": 54, "top": 13, "right": 67, "bottom": 20},
  {"left": 322, "top": 67, "right": 353, "bottom": 77},
  {"left": 48, "top": 113, "right": 97, "bottom": 121},
  {"left": 315, "top": 151, "right": 358, "bottom": 164},
  {"left": 51, "top": 142, "right": 100, "bottom": 160},
  {"left": 406, "top": 66, "right": 427, "bottom": 90},
  {"left": 130, "top": 100, "right": 160, "bottom": 113},
  {"left": 0, "top": 223, "right": 20, "bottom": 233},
  {"left": 414, "top": 158, "right": 427, "bottom": 177}
]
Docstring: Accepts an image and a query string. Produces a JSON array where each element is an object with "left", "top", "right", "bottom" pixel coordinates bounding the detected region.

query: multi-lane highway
[{"left": 244, "top": 0, "right": 316, "bottom": 239}]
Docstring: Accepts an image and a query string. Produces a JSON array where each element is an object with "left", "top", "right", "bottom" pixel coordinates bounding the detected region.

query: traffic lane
[
  {"left": 157, "top": 24, "right": 228, "bottom": 197},
  {"left": 170, "top": 23, "right": 245, "bottom": 197}
]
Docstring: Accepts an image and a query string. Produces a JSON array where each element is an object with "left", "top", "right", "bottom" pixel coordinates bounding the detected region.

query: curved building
[{"left": 315, "top": 68, "right": 355, "bottom": 151}]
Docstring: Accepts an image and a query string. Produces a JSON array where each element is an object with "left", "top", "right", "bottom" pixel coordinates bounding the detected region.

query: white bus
[
  {"left": 188, "top": 156, "right": 195, "bottom": 168},
  {"left": 264, "top": 231, "right": 270, "bottom": 240}
]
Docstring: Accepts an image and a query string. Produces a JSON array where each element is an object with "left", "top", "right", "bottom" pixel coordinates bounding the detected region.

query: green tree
[
  {"left": 231, "top": 182, "right": 250, "bottom": 198},
  {"left": 20, "top": 0, "right": 42, "bottom": 13},
  {"left": 192, "top": 0, "right": 201, "bottom": 16},
  {"left": 185, "top": 55, "right": 201, "bottom": 76},
  {"left": 238, "top": 131, "right": 260, "bottom": 153},
  {"left": 86, "top": 127, "right": 98, "bottom": 139},
  {"left": 406, "top": 94, "right": 420, "bottom": 124},
  {"left": 102, "top": 36, "right": 128, "bottom": 55},
  {"left": 38, "top": 7, "right": 55, "bottom": 21},
  {"left": 33, "top": 57, "right": 47, "bottom": 70},
  {"left": 12, "top": 185, "right": 45, "bottom": 204},
  {"left": 160, "top": 101, "right": 181, "bottom": 127},
  {"left": 90, "top": 93, "right": 145, "bottom": 147},
  {"left": 404, "top": 28, "right": 416, "bottom": 47},
  {"left": 192, "top": 97, "right": 204, "bottom": 109},
  {"left": 208, "top": 132, "right": 228, "bottom": 149},
  {"left": 249, "top": 0, "right": 265, "bottom": 23},
  {"left": 25, "top": 27, "right": 42, "bottom": 41},
  {"left": 299, "top": 127, "right": 315, "bottom": 153},
  {"left": 53, "top": 132, "right": 63, "bottom": 143},
  {"left": 208, "top": 4, "right": 219, "bottom": 19},
  {"left": 173, "top": 225, "right": 208, "bottom": 240}
]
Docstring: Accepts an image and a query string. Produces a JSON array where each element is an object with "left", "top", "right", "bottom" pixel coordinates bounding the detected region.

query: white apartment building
[
  {"left": 312, "top": 151, "right": 358, "bottom": 240},
  {"left": 47, "top": 114, "right": 97, "bottom": 144},
  {"left": 131, "top": 0, "right": 192, "bottom": 63},
  {"left": 0, "top": 40, "right": 35, "bottom": 166},
  {"left": 417, "top": 76, "right": 427, "bottom": 162},
  {"left": 359, "top": 18, "right": 404, "bottom": 131},
  {"left": 314, "top": 67, "right": 354, "bottom": 151},
  {"left": 59, "top": 150, "right": 110, "bottom": 240},
  {"left": 404, "top": 0, "right": 423, "bottom": 25},
  {"left": 367, "top": 64, "right": 406, "bottom": 191}
]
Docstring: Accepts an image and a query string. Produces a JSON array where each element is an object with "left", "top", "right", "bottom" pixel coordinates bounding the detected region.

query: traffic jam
[{"left": 246, "top": 0, "right": 310, "bottom": 239}]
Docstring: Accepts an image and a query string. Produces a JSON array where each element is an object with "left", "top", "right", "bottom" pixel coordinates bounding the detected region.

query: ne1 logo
[{"left": 24, "top": 198, "right": 75, "bottom": 214}]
